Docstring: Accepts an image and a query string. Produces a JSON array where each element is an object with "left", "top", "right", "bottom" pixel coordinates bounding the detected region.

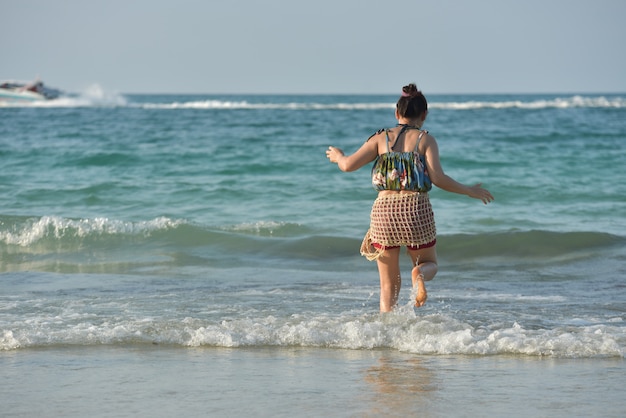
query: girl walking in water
[{"left": 326, "top": 83, "right": 494, "bottom": 312}]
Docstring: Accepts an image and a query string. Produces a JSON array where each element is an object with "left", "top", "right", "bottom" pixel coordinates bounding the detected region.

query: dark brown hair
[{"left": 396, "top": 83, "right": 427, "bottom": 119}]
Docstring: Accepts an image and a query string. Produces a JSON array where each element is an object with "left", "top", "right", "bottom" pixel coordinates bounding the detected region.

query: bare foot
[{"left": 412, "top": 265, "right": 427, "bottom": 307}]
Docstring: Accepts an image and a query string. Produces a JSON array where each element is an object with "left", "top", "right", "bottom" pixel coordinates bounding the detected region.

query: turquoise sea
[{"left": 1, "top": 91, "right": 625, "bottom": 417}]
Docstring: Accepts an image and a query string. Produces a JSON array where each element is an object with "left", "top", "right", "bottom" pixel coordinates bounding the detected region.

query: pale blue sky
[{"left": 2, "top": 0, "right": 625, "bottom": 94}]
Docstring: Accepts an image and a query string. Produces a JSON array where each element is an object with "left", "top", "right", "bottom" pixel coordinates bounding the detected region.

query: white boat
[{"left": 0, "top": 79, "right": 62, "bottom": 102}]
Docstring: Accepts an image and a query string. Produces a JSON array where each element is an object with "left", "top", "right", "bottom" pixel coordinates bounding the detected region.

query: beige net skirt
[{"left": 360, "top": 192, "right": 437, "bottom": 261}]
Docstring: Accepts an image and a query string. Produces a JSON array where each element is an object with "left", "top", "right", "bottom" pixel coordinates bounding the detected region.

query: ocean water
[{"left": 1, "top": 91, "right": 625, "bottom": 417}]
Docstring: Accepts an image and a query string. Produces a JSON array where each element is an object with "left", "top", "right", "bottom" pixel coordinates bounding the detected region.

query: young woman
[{"left": 326, "top": 83, "right": 494, "bottom": 312}]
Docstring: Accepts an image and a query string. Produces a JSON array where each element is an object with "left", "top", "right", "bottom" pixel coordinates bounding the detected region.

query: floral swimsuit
[{"left": 371, "top": 125, "right": 432, "bottom": 192}]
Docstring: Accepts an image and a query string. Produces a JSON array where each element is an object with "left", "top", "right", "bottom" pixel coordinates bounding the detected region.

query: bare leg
[
  {"left": 407, "top": 245, "right": 438, "bottom": 308},
  {"left": 375, "top": 247, "right": 402, "bottom": 312}
]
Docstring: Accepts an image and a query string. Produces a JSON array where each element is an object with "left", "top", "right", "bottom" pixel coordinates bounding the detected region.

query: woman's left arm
[{"left": 424, "top": 135, "right": 494, "bottom": 204}]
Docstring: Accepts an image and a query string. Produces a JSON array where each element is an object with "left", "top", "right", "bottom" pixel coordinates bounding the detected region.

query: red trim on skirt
[{"left": 371, "top": 239, "right": 436, "bottom": 251}]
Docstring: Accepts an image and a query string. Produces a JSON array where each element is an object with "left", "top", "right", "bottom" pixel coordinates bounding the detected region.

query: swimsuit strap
[
  {"left": 415, "top": 130, "right": 428, "bottom": 152},
  {"left": 388, "top": 125, "right": 411, "bottom": 152},
  {"left": 397, "top": 124, "right": 420, "bottom": 132},
  {"left": 384, "top": 129, "right": 391, "bottom": 153},
  {"left": 394, "top": 124, "right": 425, "bottom": 152}
]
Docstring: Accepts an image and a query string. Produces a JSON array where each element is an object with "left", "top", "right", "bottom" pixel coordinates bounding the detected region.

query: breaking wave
[
  {"left": 1, "top": 214, "right": 623, "bottom": 277},
  {"left": 2, "top": 310, "right": 623, "bottom": 357}
]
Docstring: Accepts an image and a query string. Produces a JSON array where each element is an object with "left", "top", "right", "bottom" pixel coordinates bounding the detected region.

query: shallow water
[{"left": 2, "top": 346, "right": 624, "bottom": 417}]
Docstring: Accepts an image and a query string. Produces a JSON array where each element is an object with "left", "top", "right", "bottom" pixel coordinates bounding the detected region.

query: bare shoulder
[
  {"left": 421, "top": 130, "right": 436, "bottom": 142},
  {"left": 419, "top": 131, "right": 438, "bottom": 152},
  {"left": 365, "top": 128, "right": 387, "bottom": 152},
  {"left": 367, "top": 128, "right": 387, "bottom": 142}
]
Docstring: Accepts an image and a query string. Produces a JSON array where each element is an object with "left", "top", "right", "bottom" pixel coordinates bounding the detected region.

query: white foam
[
  {"left": 0, "top": 216, "right": 183, "bottom": 246},
  {"left": 3, "top": 311, "right": 623, "bottom": 357},
  {"left": 430, "top": 95, "right": 626, "bottom": 110},
  {"left": 1, "top": 330, "right": 21, "bottom": 350},
  {"left": 135, "top": 95, "right": 625, "bottom": 111},
  {"left": 442, "top": 291, "right": 568, "bottom": 303},
  {"left": 139, "top": 100, "right": 394, "bottom": 110},
  {"left": 222, "top": 221, "right": 305, "bottom": 237}
]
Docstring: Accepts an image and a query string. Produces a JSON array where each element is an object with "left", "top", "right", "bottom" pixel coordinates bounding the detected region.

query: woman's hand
[
  {"left": 467, "top": 183, "right": 495, "bottom": 205},
  {"left": 326, "top": 146, "right": 345, "bottom": 164}
]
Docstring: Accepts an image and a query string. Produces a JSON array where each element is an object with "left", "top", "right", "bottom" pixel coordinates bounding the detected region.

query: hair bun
[
  {"left": 396, "top": 83, "right": 427, "bottom": 118},
  {"left": 401, "top": 83, "right": 419, "bottom": 98}
]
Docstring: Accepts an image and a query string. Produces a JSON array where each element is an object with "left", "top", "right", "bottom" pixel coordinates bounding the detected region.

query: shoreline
[{"left": 3, "top": 346, "right": 624, "bottom": 417}]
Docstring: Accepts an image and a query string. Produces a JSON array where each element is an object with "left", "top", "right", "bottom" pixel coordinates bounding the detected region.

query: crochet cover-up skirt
[{"left": 360, "top": 192, "right": 437, "bottom": 261}]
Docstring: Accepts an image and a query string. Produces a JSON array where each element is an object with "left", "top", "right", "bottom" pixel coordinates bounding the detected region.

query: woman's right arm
[{"left": 327, "top": 135, "right": 380, "bottom": 172}]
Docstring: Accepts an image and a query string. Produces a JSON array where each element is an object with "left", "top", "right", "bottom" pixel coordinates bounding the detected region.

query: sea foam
[{"left": 2, "top": 311, "right": 623, "bottom": 358}]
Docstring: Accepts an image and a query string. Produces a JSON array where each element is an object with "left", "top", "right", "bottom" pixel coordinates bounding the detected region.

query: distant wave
[
  {"left": 3, "top": 93, "right": 624, "bottom": 110},
  {"left": 430, "top": 95, "right": 626, "bottom": 110},
  {"left": 139, "top": 100, "right": 396, "bottom": 110},
  {"left": 137, "top": 95, "right": 626, "bottom": 111}
]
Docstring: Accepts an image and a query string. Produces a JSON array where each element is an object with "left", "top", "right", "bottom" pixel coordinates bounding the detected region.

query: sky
[{"left": 2, "top": 0, "right": 625, "bottom": 94}]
